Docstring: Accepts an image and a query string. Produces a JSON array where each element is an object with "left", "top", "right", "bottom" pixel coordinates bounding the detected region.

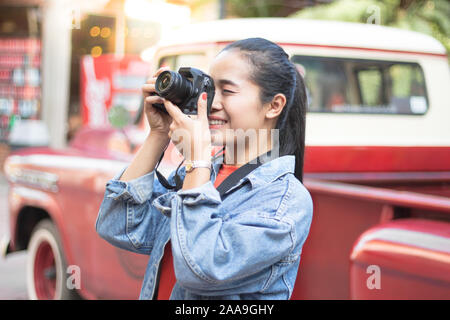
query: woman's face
[{"left": 207, "top": 49, "right": 272, "bottom": 147}]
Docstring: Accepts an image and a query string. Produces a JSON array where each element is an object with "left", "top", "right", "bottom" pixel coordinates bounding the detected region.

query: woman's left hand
[{"left": 164, "top": 92, "right": 212, "bottom": 162}]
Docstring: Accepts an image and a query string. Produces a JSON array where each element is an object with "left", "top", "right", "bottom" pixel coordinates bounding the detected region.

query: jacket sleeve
[
  {"left": 95, "top": 167, "right": 177, "bottom": 255},
  {"left": 152, "top": 176, "right": 313, "bottom": 295}
]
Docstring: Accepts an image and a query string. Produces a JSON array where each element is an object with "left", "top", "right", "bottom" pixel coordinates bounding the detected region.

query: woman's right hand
[{"left": 142, "top": 67, "right": 173, "bottom": 137}]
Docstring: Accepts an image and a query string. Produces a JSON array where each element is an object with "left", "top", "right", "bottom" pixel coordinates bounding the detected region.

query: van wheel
[{"left": 27, "top": 220, "right": 81, "bottom": 300}]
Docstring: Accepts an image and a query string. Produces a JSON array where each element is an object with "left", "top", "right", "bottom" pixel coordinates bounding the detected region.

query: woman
[{"left": 96, "top": 38, "right": 313, "bottom": 300}]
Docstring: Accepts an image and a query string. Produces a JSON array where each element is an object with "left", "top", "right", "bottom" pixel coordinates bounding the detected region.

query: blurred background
[
  {"left": 0, "top": 0, "right": 448, "bottom": 168},
  {"left": 0, "top": 0, "right": 449, "bottom": 299}
]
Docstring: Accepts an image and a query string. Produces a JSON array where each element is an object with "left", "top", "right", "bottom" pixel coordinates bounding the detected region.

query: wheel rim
[{"left": 33, "top": 241, "right": 57, "bottom": 300}]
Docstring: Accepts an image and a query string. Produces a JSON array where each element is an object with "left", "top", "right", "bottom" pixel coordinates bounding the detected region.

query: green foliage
[
  {"left": 226, "top": 0, "right": 303, "bottom": 18},
  {"left": 108, "top": 105, "right": 130, "bottom": 129},
  {"left": 290, "top": 0, "right": 387, "bottom": 23},
  {"left": 227, "top": 0, "right": 277, "bottom": 17},
  {"left": 289, "top": 0, "right": 450, "bottom": 60},
  {"left": 225, "top": 0, "right": 449, "bottom": 60}
]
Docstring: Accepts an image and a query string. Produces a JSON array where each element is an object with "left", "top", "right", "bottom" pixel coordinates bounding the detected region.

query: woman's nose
[{"left": 210, "top": 95, "right": 223, "bottom": 112}]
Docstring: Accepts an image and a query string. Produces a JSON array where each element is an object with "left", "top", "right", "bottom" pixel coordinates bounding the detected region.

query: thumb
[{"left": 197, "top": 92, "right": 208, "bottom": 121}]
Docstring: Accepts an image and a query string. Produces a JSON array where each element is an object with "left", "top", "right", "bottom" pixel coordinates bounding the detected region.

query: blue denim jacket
[{"left": 95, "top": 154, "right": 313, "bottom": 300}]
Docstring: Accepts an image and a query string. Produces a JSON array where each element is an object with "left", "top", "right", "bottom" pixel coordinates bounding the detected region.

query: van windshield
[{"left": 291, "top": 55, "right": 428, "bottom": 115}]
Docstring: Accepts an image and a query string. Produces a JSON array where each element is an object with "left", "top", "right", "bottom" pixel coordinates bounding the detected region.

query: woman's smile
[{"left": 208, "top": 115, "right": 228, "bottom": 128}]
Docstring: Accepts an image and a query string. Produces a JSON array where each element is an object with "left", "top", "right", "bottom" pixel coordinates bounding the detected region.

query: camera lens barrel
[{"left": 156, "top": 71, "right": 195, "bottom": 106}]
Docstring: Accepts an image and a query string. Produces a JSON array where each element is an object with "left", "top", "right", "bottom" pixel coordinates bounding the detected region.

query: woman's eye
[{"left": 223, "top": 89, "right": 235, "bottom": 94}]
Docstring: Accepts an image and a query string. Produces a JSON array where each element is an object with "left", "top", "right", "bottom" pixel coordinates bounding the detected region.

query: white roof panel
[{"left": 157, "top": 18, "right": 446, "bottom": 55}]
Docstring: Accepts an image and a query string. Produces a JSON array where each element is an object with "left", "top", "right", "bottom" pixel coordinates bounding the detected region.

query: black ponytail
[{"left": 221, "top": 38, "right": 307, "bottom": 182}]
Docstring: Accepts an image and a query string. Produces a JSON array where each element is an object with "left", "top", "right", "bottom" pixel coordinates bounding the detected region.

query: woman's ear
[{"left": 265, "top": 93, "right": 287, "bottom": 120}]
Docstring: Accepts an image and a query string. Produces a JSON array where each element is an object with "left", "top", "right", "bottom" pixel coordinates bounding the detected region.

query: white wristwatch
[{"left": 184, "top": 160, "right": 212, "bottom": 173}]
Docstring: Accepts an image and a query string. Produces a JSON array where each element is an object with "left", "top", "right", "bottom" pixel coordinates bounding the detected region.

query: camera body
[{"left": 152, "top": 67, "right": 215, "bottom": 116}]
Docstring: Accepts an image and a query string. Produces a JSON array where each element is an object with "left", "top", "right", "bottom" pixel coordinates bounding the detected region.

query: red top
[{"left": 156, "top": 163, "right": 239, "bottom": 300}]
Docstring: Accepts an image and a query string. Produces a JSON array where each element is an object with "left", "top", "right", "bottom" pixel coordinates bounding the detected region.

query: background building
[
  {"left": 0, "top": 0, "right": 447, "bottom": 169},
  {"left": 0, "top": 0, "right": 220, "bottom": 168}
]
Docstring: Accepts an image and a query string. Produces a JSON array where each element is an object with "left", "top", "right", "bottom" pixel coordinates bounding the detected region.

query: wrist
[
  {"left": 185, "top": 159, "right": 212, "bottom": 173},
  {"left": 147, "top": 132, "right": 170, "bottom": 145},
  {"left": 148, "top": 129, "right": 169, "bottom": 138},
  {"left": 182, "top": 166, "right": 211, "bottom": 191},
  {"left": 190, "top": 144, "right": 212, "bottom": 162}
]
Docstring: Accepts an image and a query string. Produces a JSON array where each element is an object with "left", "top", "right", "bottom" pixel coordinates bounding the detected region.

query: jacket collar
[{"left": 211, "top": 153, "right": 296, "bottom": 191}]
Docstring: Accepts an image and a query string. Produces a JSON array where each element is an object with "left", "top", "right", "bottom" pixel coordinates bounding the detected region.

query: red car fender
[
  {"left": 8, "top": 185, "right": 76, "bottom": 270},
  {"left": 349, "top": 218, "right": 450, "bottom": 299}
]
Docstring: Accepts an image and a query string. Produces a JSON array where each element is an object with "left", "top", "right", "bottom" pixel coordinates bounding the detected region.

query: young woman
[{"left": 96, "top": 38, "right": 313, "bottom": 300}]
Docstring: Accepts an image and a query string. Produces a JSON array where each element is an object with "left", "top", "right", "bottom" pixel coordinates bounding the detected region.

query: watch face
[{"left": 185, "top": 162, "right": 193, "bottom": 172}]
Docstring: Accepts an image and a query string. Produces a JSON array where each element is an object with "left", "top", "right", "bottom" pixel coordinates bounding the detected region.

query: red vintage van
[{"left": 2, "top": 18, "right": 450, "bottom": 300}]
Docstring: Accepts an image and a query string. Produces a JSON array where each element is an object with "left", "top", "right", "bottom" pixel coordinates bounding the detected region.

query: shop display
[{"left": 0, "top": 38, "right": 41, "bottom": 141}]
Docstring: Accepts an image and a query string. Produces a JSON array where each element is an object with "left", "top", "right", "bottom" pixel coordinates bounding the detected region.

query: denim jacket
[{"left": 95, "top": 154, "right": 313, "bottom": 300}]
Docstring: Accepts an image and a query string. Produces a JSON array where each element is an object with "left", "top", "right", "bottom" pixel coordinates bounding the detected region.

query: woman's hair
[{"left": 221, "top": 38, "right": 308, "bottom": 183}]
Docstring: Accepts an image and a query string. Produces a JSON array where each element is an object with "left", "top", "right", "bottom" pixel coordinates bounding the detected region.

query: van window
[
  {"left": 158, "top": 53, "right": 207, "bottom": 72},
  {"left": 291, "top": 55, "right": 428, "bottom": 115}
]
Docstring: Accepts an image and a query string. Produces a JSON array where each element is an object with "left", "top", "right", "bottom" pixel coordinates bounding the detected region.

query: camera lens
[
  {"left": 156, "top": 71, "right": 194, "bottom": 106},
  {"left": 158, "top": 72, "right": 172, "bottom": 91}
]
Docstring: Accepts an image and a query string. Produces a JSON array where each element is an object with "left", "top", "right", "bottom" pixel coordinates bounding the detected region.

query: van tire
[{"left": 26, "top": 219, "right": 81, "bottom": 300}]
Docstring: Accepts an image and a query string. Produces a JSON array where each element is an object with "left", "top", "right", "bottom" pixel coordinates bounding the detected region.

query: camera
[{"left": 152, "top": 67, "right": 215, "bottom": 115}]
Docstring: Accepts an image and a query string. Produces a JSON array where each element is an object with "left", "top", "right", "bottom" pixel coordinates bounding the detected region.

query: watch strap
[{"left": 185, "top": 160, "right": 212, "bottom": 172}]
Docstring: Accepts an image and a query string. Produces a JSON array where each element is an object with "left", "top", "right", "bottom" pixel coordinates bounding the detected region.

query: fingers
[
  {"left": 163, "top": 92, "right": 208, "bottom": 124},
  {"left": 142, "top": 83, "right": 155, "bottom": 97},
  {"left": 142, "top": 83, "right": 155, "bottom": 91},
  {"left": 146, "top": 66, "right": 170, "bottom": 84},
  {"left": 144, "top": 95, "right": 164, "bottom": 106},
  {"left": 168, "top": 121, "right": 174, "bottom": 139},
  {"left": 155, "top": 66, "right": 171, "bottom": 77},
  {"left": 143, "top": 67, "right": 171, "bottom": 98},
  {"left": 163, "top": 99, "right": 185, "bottom": 122},
  {"left": 197, "top": 92, "right": 208, "bottom": 121}
]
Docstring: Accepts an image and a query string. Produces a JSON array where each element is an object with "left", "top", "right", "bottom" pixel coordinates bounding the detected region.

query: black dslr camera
[{"left": 152, "top": 67, "right": 215, "bottom": 115}]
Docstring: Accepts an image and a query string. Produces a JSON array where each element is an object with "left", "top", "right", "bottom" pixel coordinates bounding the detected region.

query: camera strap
[
  {"left": 155, "top": 145, "right": 272, "bottom": 197},
  {"left": 152, "top": 147, "right": 273, "bottom": 300},
  {"left": 154, "top": 145, "right": 226, "bottom": 191},
  {"left": 215, "top": 149, "right": 272, "bottom": 199},
  {"left": 154, "top": 142, "right": 184, "bottom": 191}
]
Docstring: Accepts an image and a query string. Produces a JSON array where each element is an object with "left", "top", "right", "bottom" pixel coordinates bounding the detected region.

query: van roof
[{"left": 157, "top": 18, "right": 446, "bottom": 56}]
